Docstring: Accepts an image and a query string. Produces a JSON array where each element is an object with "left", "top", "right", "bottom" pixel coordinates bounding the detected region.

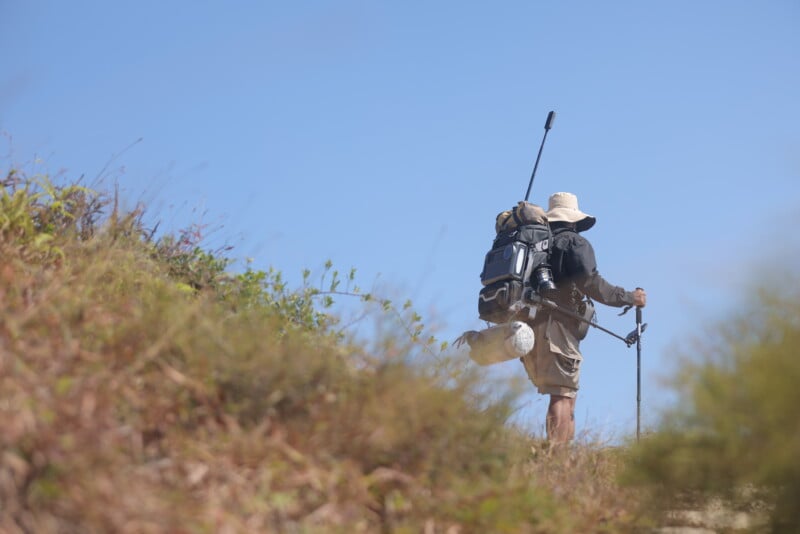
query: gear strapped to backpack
[{"left": 478, "top": 201, "right": 557, "bottom": 324}]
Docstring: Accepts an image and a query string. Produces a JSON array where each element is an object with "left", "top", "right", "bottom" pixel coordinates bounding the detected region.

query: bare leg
[{"left": 546, "top": 394, "right": 576, "bottom": 444}]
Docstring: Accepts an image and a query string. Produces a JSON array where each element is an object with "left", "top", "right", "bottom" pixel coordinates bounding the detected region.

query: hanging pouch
[{"left": 575, "top": 299, "right": 596, "bottom": 340}]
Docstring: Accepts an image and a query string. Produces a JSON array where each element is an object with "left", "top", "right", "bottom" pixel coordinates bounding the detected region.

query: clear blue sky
[{"left": 3, "top": 1, "right": 799, "bottom": 440}]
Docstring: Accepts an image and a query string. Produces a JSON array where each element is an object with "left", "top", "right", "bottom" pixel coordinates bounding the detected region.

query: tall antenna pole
[{"left": 524, "top": 111, "right": 556, "bottom": 201}]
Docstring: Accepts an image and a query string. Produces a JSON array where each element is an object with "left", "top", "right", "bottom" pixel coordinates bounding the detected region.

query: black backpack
[{"left": 478, "top": 201, "right": 556, "bottom": 324}]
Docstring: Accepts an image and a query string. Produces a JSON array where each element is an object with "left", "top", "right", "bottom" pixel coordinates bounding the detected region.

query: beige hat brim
[{"left": 546, "top": 207, "right": 596, "bottom": 232}]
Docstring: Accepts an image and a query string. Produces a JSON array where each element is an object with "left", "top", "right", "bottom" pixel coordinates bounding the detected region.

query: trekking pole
[
  {"left": 636, "top": 304, "right": 643, "bottom": 442},
  {"left": 524, "top": 111, "right": 556, "bottom": 201},
  {"left": 528, "top": 294, "right": 642, "bottom": 346},
  {"left": 618, "top": 294, "right": 647, "bottom": 441}
]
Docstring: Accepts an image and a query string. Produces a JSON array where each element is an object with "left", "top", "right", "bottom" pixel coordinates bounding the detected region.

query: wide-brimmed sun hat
[{"left": 546, "top": 192, "right": 596, "bottom": 232}]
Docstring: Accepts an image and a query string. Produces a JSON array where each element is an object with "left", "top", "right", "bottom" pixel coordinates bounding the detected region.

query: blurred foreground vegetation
[
  {"left": 627, "top": 281, "right": 800, "bottom": 531},
  {"left": 0, "top": 168, "right": 797, "bottom": 532}
]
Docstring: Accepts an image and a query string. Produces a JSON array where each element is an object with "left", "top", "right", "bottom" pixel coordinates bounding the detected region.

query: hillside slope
[{"left": 0, "top": 172, "right": 644, "bottom": 532}]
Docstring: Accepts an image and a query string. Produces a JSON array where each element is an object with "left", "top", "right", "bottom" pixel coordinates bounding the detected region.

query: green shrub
[
  {"left": 0, "top": 170, "right": 104, "bottom": 261},
  {"left": 626, "top": 280, "right": 800, "bottom": 530}
]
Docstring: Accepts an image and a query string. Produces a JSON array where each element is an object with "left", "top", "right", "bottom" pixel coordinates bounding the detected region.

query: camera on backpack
[{"left": 533, "top": 264, "right": 556, "bottom": 296}]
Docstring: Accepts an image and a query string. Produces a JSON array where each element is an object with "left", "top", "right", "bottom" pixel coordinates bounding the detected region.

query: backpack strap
[
  {"left": 511, "top": 206, "right": 524, "bottom": 227},
  {"left": 548, "top": 227, "right": 575, "bottom": 282},
  {"left": 551, "top": 226, "right": 577, "bottom": 237}
]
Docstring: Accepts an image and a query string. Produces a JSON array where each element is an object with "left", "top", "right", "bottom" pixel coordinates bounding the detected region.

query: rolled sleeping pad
[{"left": 464, "top": 321, "right": 535, "bottom": 366}]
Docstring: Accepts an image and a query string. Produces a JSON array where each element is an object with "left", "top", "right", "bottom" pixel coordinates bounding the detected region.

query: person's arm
[
  {"left": 565, "top": 236, "right": 643, "bottom": 308},
  {"left": 581, "top": 271, "right": 636, "bottom": 307}
]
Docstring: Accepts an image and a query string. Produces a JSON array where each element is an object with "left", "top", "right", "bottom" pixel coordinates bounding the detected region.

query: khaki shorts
[{"left": 521, "top": 316, "right": 583, "bottom": 398}]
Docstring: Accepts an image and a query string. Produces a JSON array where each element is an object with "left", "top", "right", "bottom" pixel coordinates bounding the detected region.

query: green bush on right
[{"left": 626, "top": 278, "right": 800, "bottom": 531}]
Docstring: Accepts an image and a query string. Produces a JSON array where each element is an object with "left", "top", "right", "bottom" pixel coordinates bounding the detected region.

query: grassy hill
[
  {"left": 1, "top": 169, "right": 797, "bottom": 532},
  {"left": 0, "top": 171, "right": 642, "bottom": 532}
]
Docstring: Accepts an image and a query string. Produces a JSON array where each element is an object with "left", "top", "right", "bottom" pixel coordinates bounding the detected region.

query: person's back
[{"left": 548, "top": 221, "right": 636, "bottom": 313}]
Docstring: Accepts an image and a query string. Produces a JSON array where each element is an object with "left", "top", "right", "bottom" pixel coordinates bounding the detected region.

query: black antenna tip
[{"left": 544, "top": 111, "right": 556, "bottom": 130}]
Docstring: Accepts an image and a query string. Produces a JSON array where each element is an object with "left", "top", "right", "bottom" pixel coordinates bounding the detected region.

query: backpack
[{"left": 478, "top": 201, "right": 556, "bottom": 324}]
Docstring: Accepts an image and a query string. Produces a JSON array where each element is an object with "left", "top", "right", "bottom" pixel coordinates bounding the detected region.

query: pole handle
[{"left": 635, "top": 287, "right": 643, "bottom": 323}]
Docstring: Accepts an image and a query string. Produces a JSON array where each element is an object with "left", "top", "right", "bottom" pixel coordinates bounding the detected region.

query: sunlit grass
[
  {"left": 0, "top": 170, "right": 648, "bottom": 532},
  {"left": 3, "top": 168, "right": 795, "bottom": 531}
]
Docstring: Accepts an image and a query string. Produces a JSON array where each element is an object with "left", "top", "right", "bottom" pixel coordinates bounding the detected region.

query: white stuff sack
[{"left": 455, "top": 321, "right": 535, "bottom": 366}]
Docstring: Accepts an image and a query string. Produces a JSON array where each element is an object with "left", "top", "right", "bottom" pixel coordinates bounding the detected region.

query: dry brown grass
[{"left": 0, "top": 171, "right": 652, "bottom": 533}]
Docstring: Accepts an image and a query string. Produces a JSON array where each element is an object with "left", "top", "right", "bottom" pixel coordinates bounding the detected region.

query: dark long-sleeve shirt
[{"left": 549, "top": 228, "right": 635, "bottom": 310}]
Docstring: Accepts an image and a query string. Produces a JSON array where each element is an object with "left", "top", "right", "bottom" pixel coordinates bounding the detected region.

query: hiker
[{"left": 520, "top": 192, "right": 647, "bottom": 444}]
